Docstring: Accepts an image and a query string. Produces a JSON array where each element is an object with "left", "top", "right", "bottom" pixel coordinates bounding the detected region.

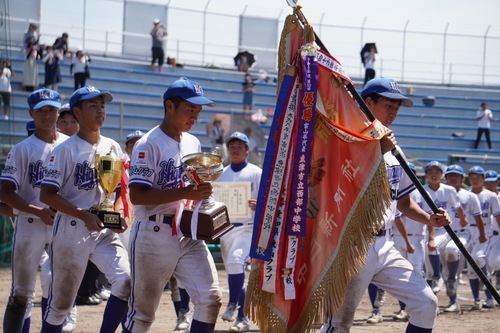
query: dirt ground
[{"left": 0, "top": 266, "right": 498, "bottom": 333}]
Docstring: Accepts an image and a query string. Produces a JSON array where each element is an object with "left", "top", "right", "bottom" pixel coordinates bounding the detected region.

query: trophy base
[
  {"left": 91, "top": 209, "right": 122, "bottom": 229},
  {"left": 181, "top": 202, "right": 233, "bottom": 242}
]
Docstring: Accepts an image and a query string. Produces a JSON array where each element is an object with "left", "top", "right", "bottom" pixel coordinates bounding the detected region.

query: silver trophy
[{"left": 181, "top": 151, "right": 233, "bottom": 242}]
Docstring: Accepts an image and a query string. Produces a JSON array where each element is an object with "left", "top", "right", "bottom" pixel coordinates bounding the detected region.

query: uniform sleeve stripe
[
  {"left": 129, "top": 179, "right": 153, "bottom": 187},
  {"left": 41, "top": 180, "right": 61, "bottom": 191},
  {"left": 397, "top": 184, "right": 416, "bottom": 199},
  {"left": 0, "top": 176, "right": 19, "bottom": 190}
]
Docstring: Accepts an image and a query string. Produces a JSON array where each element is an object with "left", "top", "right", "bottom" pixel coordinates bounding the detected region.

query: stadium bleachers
[{"left": 2, "top": 51, "right": 500, "bottom": 174}]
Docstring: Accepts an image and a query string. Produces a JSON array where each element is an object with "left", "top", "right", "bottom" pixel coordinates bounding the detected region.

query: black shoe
[{"left": 76, "top": 295, "right": 102, "bottom": 306}]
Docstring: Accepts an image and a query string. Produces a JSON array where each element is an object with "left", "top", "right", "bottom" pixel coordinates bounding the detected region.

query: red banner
[{"left": 247, "top": 13, "right": 391, "bottom": 333}]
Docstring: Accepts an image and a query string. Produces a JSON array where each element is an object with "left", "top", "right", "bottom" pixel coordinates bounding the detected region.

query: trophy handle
[{"left": 211, "top": 146, "right": 221, "bottom": 156}]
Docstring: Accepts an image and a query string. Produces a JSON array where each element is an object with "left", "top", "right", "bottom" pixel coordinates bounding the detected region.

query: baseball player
[
  {"left": 483, "top": 170, "right": 500, "bottom": 292},
  {"left": 467, "top": 165, "right": 499, "bottom": 309},
  {"left": 39, "top": 86, "right": 130, "bottom": 332},
  {"left": 124, "top": 78, "right": 222, "bottom": 333},
  {"left": 392, "top": 162, "right": 430, "bottom": 321},
  {"left": 56, "top": 103, "right": 79, "bottom": 136},
  {"left": 320, "top": 78, "right": 450, "bottom": 333},
  {"left": 216, "top": 131, "right": 262, "bottom": 332},
  {"left": 0, "top": 88, "right": 68, "bottom": 333},
  {"left": 422, "top": 161, "right": 465, "bottom": 309}
]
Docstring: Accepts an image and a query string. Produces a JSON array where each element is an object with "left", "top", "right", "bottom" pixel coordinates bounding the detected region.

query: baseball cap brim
[
  {"left": 377, "top": 92, "right": 413, "bottom": 107},
  {"left": 32, "top": 100, "right": 61, "bottom": 110},
  {"left": 185, "top": 95, "right": 216, "bottom": 107},
  {"left": 445, "top": 170, "right": 463, "bottom": 175},
  {"left": 79, "top": 91, "right": 113, "bottom": 104},
  {"left": 485, "top": 176, "right": 498, "bottom": 182}
]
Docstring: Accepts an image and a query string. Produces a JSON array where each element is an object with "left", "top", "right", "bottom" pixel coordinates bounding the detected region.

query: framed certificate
[{"left": 212, "top": 181, "right": 251, "bottom": 219}]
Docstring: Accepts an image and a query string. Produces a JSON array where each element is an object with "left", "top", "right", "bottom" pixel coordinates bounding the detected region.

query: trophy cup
[
  {"left": 181, "top": 152, "right": 233, "bottom": 242},
  {"left": 93, "top": 149, "right": 123, "bottom": 229}
]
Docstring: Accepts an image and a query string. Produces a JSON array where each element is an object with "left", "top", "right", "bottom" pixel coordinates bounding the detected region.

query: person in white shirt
[{"left": 474, "top": 102, "right": 493, "bottom": 149}]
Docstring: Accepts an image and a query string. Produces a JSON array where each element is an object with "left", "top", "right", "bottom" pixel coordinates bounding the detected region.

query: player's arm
[
  {"left": 129, "top": 183, "right": 212, "bottom": 205},
  {"left": 0, "top": 181, "right": 54, "bottom": 225},
  {"left": 111, "top": 188, "right": 128, "bottom": 233},
  {"left": 40, "top": 184, "right": 104, "bottom": 231},
  {"left": 0, "top": 202, "right": 14, "bottom": 217},
  {"left": 457, "top": 206, "right": 467, "bottom": 227},
  {"left": 394, "top": 215, "right": 414, "bottom": 253},
  {"left": 396, "top": 194, "right": 450, "bottom": 228},
  {"left": 475, "top": 215, "right": 488, "bottom": 243}
]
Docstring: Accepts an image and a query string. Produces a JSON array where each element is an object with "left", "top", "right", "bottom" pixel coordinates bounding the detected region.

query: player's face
[
  {"left": 484, "top": 180, "right": 498, "bottom": 192},
  {"left": 365, "top": 97, "right": 400, "bottom": 127},
  {"left": 425, "top": 167, "right": 443, "bottom": 185},
  {"left": 445, "top": 173, "right": 463, "bottom": 190},
  {"left": 57, "top": 113, "right": 79, "bottom": 136},
  {"left": 168, "top": 100, "right": 202, "bottom": 132},
  {"left": 228, "top": 140, "right": 249, "bottom": 164},
  {"left": 468, "top": 173, "right": 484, "bottom": 189},
  {"left": 74, "top": 97, "right": 106, "bottom": 130},
  {"left": 30, "top": 106, "right": 59, "bottom": 131}
]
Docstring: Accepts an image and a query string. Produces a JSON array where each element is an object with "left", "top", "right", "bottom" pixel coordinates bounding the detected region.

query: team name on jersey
[
  {"left": 2, "top": 165, "right": 16, "bottom": 175},
  {"left": 74, "top": 160, "right": 97, "bottom": 190},
  {"left": 157, "top": 159, "right": 182, "bottom": 189},
  {"left": 129, "top": 165, "right": 154, "bottom": 177},
  {"left": 434, "top": 200, "right": 448, "bottom": 210},
  {"left": 28, "top": 160, "right": 46, "bottom": 188},
  {"left": 386, "top": 165, "right": 402, "bottom": 200}
]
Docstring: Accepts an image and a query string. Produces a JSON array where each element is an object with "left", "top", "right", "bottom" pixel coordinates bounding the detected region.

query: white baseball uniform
[
  {"left": 393, "top": 189, "right": 428, "bottom": 277},
  {"left": 0, "top": 132, "right": 68, "bottom": 320},
  {"left": 41, "top": 135, "right": 130, "bottom": 326},
  {"left": 124, "top": 126, "right": 222, "bottom": 332},
  {"left": 321, "top": 151, "right": 438, "bottom": 333},
  {"left": 217, "top": 162, "right": 262, "bottom": 274},
  {"left": 468, "top": 189, "right": 500, "bottom": 278}
]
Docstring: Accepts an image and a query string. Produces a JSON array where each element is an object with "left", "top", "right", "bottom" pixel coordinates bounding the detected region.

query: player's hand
[
  {"left": 309, "top": 157, "right": 326, "bottom": 187},
  {"left": 38, "top": 207, "right": 55, "bottom": 226},
  {"left": 248, "top": 199, "right": 257, "bottom": 211},
  {"left": 407, "top": 243, "right": 415, "bottom": 254},
  {"left": 380, "top": 130, "right": 397, "bottom": 154},
  {"left": 479, "top": 234, "right": 488, "bottom": 244},
  {"left": 428, "top": 209, "right": 450, "bottom": 228},
  {"left": 82, "top": 211, "right": 105, "bottom": 231},
  {"left": 186, "top": 183, "right": 212, "bottom": 201},
  {"left": 460, "top": 217, "right": 468, "bottom": 228},
  {"left": 428, "top": 239, "right": 436, "bottom": 251}
]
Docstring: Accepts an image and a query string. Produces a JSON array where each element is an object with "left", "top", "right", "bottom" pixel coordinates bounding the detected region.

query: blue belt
[
  {"left": 494, "top": 230, "right": 499, "bottom": 236},
  {"left": 470, "top": 224, "right": 477, "bottom": 227},
  {"left": 149, "top": 215, "right": 173, "bottom": 226},
  {"left": 454, "top": 229, "right": 467, "bottom": 233}
]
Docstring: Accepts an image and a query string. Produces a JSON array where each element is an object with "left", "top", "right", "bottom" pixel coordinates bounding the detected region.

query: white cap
[{"left": 153, "top": 18, "right": 160, "bottom": 24}]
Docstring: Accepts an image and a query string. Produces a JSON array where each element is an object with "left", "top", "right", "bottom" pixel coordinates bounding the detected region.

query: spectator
[
  {"left": 0, "top": 60, "right": 14, "bottom": 120},
  {"left": 22, "top": 41, "right": 39, "bottom": 92},
  {"left": 43, "top": 45, "right": 64, "bottom": 91},
  {"left": 149, "top": 18, "right": 167, "bottom": 72},
  {"left": 23, "top": 23, "right": 42, "bottom": 59},
  {"left": 210, "top": 118, "right": 228, "bottom": 164},
  {"left": 242, "top": 71, "right": 255, "bottom": 119},
  {"left": 474, "top": 102, "right": 493, "bottom": 149},
  {"left": 362, "top": 44, "right": 377, "bottom": 85},
  {"left": 53, "top": 32, "right": 72, "bottom": 58},
  {"left": 71, "top": 49, "right": 91, "bottom": 90}
]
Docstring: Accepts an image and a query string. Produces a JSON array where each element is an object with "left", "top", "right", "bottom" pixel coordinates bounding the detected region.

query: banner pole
[{"left": 287, "top": 1, "right": 500, "bottom": 305}]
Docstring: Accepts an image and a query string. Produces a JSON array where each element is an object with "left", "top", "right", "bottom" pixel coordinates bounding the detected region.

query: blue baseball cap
[
  {"left": 163, "top": 78, "right": 215, "bottom": 107},
  {"left": 468, "top": 166, "right": 485, "bottom": 175},
  {"left": 26, "top": 120, "right": 36, "bottom": 136},
  {"left": 425, "top": 161, "right": 443, "bottom": 172},
  {"left": 445, "top": 164, "right": 464, "bottom": 176},
  {"left": 408, "top": 162, "right": 416, "bottom": 172},
  {"left": 484, "top": 169, "right": 498, "bottom": 182},
  {"left": 361, "top": 78, "right": 413, "bottom": 107},
  {"left": 69, "top": 86, "right": 113, "bottom": 112},
  {"left": 125, "top": 130, "right": 145, "bottom": 144},
  {"left": 226, "top": 131, "right": 249, "bottom": 145},
  {"left": 28, "top": 88, "right": 61, "bottom": 110}
]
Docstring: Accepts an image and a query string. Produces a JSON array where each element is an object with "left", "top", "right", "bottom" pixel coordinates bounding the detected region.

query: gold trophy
[
  {"left": 93, "top": 149, "right": 123, "bottom": 229},
  {"left": 181, "top": 151, "right": 233, "bottom": 242}
]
